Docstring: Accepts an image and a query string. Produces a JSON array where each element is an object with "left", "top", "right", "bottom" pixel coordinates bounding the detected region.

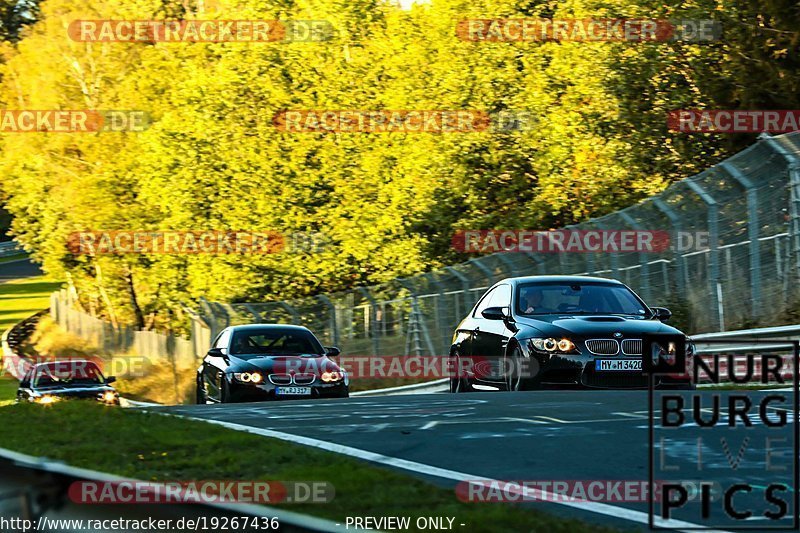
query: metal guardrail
[
  {"left": 693, "top": 323, "right": 800, "bottom": 341},
  {"left": 0, "top": 447, "right": 341, "bottom": 532},
  {"left": 692, "top": 324, "right": 800, "bottom": 354},
  {"left": 1, "top": 328, "right": 31, "bottom": 380},
  {"left": 0, "top": 241, "right": 21, "bottom": 257},
  {"left": 688, "top": 325, "right": 798, "bottom": 386}
]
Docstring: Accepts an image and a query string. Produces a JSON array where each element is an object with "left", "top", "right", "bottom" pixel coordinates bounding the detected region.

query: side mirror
[
  {"left": 207, "top": 347, "right": 225, "bottom": 357},
  {"left": 481, "top": 306, "right": 509, "bottom": 321},
  {"left": 651, "top": 307, "right": 672, "bottom": 321},
  {"left": 325, "top": 347, "right": 341, "bottom": 357},
  {"left": 106, "top": 376, "right": 117, "bottom": 384}
]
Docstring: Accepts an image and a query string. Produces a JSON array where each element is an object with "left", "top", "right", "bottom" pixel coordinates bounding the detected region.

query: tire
[
  {"left": 220, "top": 377, "right": 232, "bottom": 403},
  {"left": 449, "top": 353, "right": 472, "bottom": 393},
  {"left": 195, "top": 375, "right": 207, "bottom": 404},
  {"left": 505, "top": 346, "right": 539, "bottom": 391}
]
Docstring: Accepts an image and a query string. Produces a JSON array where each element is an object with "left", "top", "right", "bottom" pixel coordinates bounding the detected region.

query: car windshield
[
  {"left": 516, "top": 282, "right": 648, "bottom": 316},
  {"left": 229, "top": 328, "right": 325, "bottom": 357},
  {"left": 33, "top": 362, "right": 105, "bottom": 388}
]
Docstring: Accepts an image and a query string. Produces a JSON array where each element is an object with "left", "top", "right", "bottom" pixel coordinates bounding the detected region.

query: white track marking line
[
  {"left": 612, "top": 412, "right": 649, "bottom": 419},
  {"left": 533, "top": 415, "right": 572, "bottom": 423},
  {"left": 181, "top": 414, "right": 729, "bottom": 532},
  {"left": 501, "top": 417, "right": 548, "bottom": 425}
]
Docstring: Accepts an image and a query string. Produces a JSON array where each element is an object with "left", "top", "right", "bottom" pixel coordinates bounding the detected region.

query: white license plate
[
  {"left": 595, "top": 359, "right": 642, "bottom": 371},
  {"left": 275, "top": 386, "right": 311, "bottom": 395}
]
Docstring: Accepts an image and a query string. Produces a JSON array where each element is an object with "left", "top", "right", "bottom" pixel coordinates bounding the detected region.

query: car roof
[
  {"left": 500, "top": 275, "right": 625, "bottom": 286},
  {"left": 33, "top": 360, "right": 99, "bottom": 369},
  {"left": 227, "top": 324, "right": 312, "bottom": 332}
]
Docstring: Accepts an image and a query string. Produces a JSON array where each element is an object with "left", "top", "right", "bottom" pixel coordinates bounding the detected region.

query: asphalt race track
[
  {"left": 0, "top": 258, "right": 42, "bottom": 282},
  {"left": 153, "top": 389, "right": 797, "bottom": 531}
]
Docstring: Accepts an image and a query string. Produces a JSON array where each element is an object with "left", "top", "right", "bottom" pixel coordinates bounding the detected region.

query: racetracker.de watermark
[
  {"left": 272, "top": 110, "right": 535, "bottom": 133},
  {"left": 253, "top": 355, "right": 534, "bottom": 380},
  {"left": 67, "top": 231, "right": 287, "bottom": 255},
  {"left": 0, "top": 110, "right": 150, "bottom": 133},
  {"left": 456, "top": 19, "right": 721, "bottom": 42},
  {"left": 456, "top": 480, "right": 721, "bottom": 503},
  {"left": 68, "top": 20, "right": 333, "bottom": 42},
  {"left": 452, "top": 230, "right": 711, "bottom": 254},
  {"left": 2, "top": 356, "right": 151, "bottom": 380},
  {"left": 70, "top": 481, "right": 333, "bottom": 504},
  {"left": 668, "top": 110, "right": 800, "bottom": 133}
]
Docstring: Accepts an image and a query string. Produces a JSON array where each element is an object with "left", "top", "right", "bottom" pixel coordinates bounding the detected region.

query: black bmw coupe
[
  {"left": 17, "top": 360, "right": 119, "bottom": 405},
  {"left": 449, "top": 275, "right": 694, "bottom": 391},
  {"left": 197, "top": 324, "right": 348, "bottom": 403}
]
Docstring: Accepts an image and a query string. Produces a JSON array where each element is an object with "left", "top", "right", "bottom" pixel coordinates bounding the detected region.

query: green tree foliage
[
  {"left": 0, "top": 0, "right": 40, "bottom": 42},
  {"left": 0, "top": 0, "right": 797, "bottom": 330}
]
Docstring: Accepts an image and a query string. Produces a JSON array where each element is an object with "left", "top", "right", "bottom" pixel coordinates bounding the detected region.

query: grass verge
[
  {"left": 0, "top": 402, "right": 616, "bottom": 532},
  {"left": 0, "top": 276, "right": 62, "bottom": 404},
  {"left": 0, "top": 376, "right": 17, "bottom": 405},
  {"left": 0, "top": 275, "right": 61, "bottom": 332}
]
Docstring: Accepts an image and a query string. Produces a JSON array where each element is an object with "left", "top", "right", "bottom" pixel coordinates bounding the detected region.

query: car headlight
[
  {"left": 99, "top": 391, "right": 118, "bottom": 404},
  {"left": 321, "top": 371, "right": 343, "bottom": 383},
  {"left": 34, "top": 395, "right": 59, "bottom": 405},
  {"left": 531, "top": 337, "right": 577, "bottom": 354},
  {"left": 233, "top": 372, "right": 263, "bottom": 384}
]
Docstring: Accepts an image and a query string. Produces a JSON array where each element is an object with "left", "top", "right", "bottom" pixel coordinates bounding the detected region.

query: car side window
[
  {"left": 20, "top": 369, "right": 32, "bottom": 388},
  {"left": 473, "top": 287, "right": 498, "bottom": 318},
  {"left": 214, "top": 329, "right": 232, "bottom": 351},
  {"left": 490, "top": 284, "right": 511, "bottom": 309}
]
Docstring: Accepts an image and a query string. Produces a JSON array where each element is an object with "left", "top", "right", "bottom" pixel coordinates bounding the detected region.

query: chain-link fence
[
  {"left": 45, "top": 132, "right": 800, "bottom": 361},
  {"left": 198, "top": 132, "right": 800, "bottom": 357}
]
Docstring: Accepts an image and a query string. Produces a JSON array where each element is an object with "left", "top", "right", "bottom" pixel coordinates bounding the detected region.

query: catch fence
[{"left": 197, "top": 132, "right": 800, "bottom": 356}]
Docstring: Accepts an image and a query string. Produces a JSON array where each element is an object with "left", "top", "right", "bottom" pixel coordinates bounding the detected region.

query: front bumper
[
  {"left": 537, "top": 353, "right": 690, "bottom": 389},
  {"left": 227, "top": 380, "right": 349, "bottom": 402}
]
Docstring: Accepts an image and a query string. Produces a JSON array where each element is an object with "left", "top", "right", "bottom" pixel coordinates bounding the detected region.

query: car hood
[
  {"left": 228, "top": 355, "right": 341, "bottom": 375},
  {"left": 514, "top": 314, "right": 684, "bottom": 338}
]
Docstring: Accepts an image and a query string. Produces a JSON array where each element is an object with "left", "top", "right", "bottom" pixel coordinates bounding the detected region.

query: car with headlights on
[
  {"left": 196, "top": 324, "right": 348, "bottom": 403},
  {"left": 17, "top": 360, "right": 119, "bottom": 405},
  {"left": 449, "top": 275, "right": 693, "bottom": 391}
]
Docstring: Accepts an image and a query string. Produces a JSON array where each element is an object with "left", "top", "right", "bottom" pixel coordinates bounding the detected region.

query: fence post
[
  {"left": 523, "top": 252, "right": 547, "bottom": 275},
  {"left": 357, "top": 287, "right": 380, "bottom": 356},
  {"left": 397, "top": 279, "right": 436, "bottom": 356},
  {"left": 426, "top": 272, "right": 451, "bottom": 354},
  {"left": 468, "top": 257, "right": 495, "bottom": 286},
  {"left": 759, "top": 133, "right": 800, "bottom": 283},
  {"left": 496, "top": 253, "right": 521, "bottom": 278},
  {"left": 719, "top": 161, "right": 762, "bottom": 319},
  {"left": 276, "top": 301, "right": 300, "bottom": 324},
  {"left": 619, "top": 210, "right": 651, "bottom": 301},
  {"left": 444, "top": 266, "right": 471, "bottom": 317},
  {"left": 592, "top": 218, "right": 620, "bottom": 278},
  {"left": 684, "top": 179, "right": 723, "bottom": 331},
  {"left": 316, "top": 294, "right": 339, "bottom": 347},
  {"left": 652, "top": 197, "right": 688, "bottom": 297},
  {"left": 199, "top": 298, "right": 226, "bottom": 341}
]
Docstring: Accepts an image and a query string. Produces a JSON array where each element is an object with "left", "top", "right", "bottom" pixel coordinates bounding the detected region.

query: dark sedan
[
  {"left": 196, "top": 324, "right": 349, "bottom": 403},
  {"left": 449, "top": 275, "right": 694, "bottom": 391},
  {"left": 17, "top": 360, "right": 119, "bottom": 405}
]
